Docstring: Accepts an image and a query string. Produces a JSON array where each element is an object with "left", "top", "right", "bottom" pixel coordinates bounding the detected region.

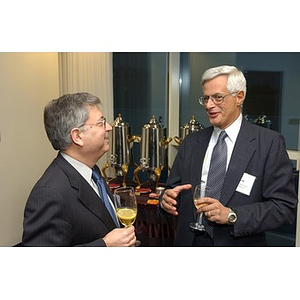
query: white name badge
[{"left": 236, "top": 173, "right": 256, "bottom": 196}]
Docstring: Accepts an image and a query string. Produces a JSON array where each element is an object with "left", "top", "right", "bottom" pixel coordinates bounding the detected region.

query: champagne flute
[
  {"left": 190, "top": 184, "right": 211, "bottom": 231},
  {"left": 114, "top": 186, "right": 141, "bottom": 246}
]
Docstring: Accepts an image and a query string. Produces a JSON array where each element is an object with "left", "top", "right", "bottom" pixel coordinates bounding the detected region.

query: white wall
[{"left": 0, "top": 53, "right": 59, "bottom": 246}]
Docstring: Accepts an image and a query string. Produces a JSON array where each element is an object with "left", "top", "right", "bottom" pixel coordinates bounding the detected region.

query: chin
[
  {"left": 103, "top": 144, "right": 110, "bottom": 153},
  {"left": 209, "top": 119, "right": 220, "bottom": 127}
]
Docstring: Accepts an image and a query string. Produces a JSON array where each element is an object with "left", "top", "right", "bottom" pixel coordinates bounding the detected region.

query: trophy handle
[
  {"left": 174, "top": 136, "right": 182, "bottom": 145},
  {"left": 127, "top": 134, "right": 141, "bottom": 143},
  {"left": 121, "top": 164, "right": 128, "bottom": 187},
  {"left": 134, "top": 165, "right": 142, "bottom": 190},
  {"left": 154, "top": 167, "right": 162, "bottom": 188},
  {"left": 162, "top": 137, "right": 173, "bottom": 146},
  {"left": 101, "top": 162, "right": 109, "bottom": 183}
]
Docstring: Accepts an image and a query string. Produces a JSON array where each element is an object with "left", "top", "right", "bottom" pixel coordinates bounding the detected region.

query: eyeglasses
[
  {"left": 198, "top": 91, "right": 239, "bottom": 106},
  {"left": 78, "top": 117, "right": 106, "bottom": 129}
]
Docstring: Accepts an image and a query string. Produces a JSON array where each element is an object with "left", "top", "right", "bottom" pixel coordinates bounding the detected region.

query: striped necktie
[
  {"left": 92, "top": 169, "right": 119, "bottom": 226},
  {"left": 204, "top": 131, "right": 228, "bottom": 237}
]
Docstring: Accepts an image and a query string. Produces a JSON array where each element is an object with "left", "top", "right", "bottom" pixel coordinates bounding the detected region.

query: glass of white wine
[
  {"left": 114, "top": 186, "right": 141, "bottom": 246},
  {"left": 190, "top": 184, "right": 211, "bottom": 231}
]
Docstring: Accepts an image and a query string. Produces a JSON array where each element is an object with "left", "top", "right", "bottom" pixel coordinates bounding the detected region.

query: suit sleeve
[
  {"left": 22, "top": 186, "right": 106, "bottom": 247},
  {"left": 232, "top": 133, "right": 298, "bottom": 236}
]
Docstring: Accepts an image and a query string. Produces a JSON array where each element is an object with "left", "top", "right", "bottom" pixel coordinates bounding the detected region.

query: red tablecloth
[
  {"left": 110, "top": 179, "right": 176, "bottom": 246},
  {"left": 135, "top": 192, "right": 177, "bottom": 246}
]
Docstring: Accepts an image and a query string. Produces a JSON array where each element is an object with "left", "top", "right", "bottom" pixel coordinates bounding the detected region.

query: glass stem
[{"left": 197, "top": 212, "right": 203, "bottom": 225}]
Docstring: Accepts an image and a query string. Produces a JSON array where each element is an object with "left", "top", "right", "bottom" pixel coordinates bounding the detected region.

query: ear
[
  {"left": 70, "top": 128, "right": 84, "bottom": 147},
  {"left": 236, "top": 91, "right": 245, "bottom": 107}
]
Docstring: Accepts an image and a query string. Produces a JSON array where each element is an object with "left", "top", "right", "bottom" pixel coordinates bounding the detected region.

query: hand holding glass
[
  {"left": 190, "top": 184, "right": 211, "bottom": 231},
  {"left": 114, "top": 186, "right": 141, "bottom": 246}
]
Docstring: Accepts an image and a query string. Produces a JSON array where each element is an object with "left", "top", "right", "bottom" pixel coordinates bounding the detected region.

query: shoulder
[
  {"left": 32, "top": 154, "right": 77, "bottom": 194},
  {"left": 181, "top": 126, "right": 213, "bottom": 144},
  {"left": 240, "top": 119, "right": 287, "bottom": 153},
  {"left": 241, "top": 118, "right": 283, "bottom": 139}
]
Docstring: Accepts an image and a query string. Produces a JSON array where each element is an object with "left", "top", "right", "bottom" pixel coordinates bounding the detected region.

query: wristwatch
[{"left": 227, "top": 208, "right": 237, "bottom": 225}]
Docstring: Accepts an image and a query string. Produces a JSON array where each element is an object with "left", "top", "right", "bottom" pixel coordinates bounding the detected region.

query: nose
[{"left": 106, "top": 122, "right": 112, "bottom": 131}]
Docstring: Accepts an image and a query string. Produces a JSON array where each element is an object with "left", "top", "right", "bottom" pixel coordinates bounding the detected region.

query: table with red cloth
[
  {"left": 109, "top": 179, "right": 177, "bottom": 247},
  {"left": 135, "top": 191, "right": 177, "bottom": 246}
]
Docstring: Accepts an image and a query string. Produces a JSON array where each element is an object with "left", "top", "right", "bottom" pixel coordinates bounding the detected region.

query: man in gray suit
[
  {"left": 22, "top": 92, "right": 136, "bottom": 246},
  {"left": 160, "top": 65, "right": 298, "bottom": 246}
]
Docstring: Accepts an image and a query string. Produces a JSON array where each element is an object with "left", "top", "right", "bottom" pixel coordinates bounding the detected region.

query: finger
[
  {"left": 126, "top": 228, "right": 136, "bottom": 243},
  {"left": 200, "top": 199, "right": 219, "bottom": 211},
  {"left": 125, "top": 225, "right": 135, "bottom": 234},
  {"left": 162, "top": 199, "right": 178, "bottom": 216},
  {"left": 162, "top": 199, "right": 175, "bottom": 210},
  {"left": 128, "top": 234, "right": 137, "bottom": 247},
  {"left": 205, "top": 211, "right": 215, "bottom": 222},
  {"left": 173, "top": 184, "right": 192, "bottom": 194},
  {"left": 162, "top": 190, "right": 178, "bottom": 205},
  {"left": 198, "top": 197, "right": 214, "bottom": 204},
  {"left": 164, "top": 185, "right": 191, "bottom": 202}
]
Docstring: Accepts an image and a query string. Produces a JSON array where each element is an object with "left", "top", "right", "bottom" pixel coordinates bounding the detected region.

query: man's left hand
[{"left": 196, "top": 197, "right": 230, "bottom": 225}]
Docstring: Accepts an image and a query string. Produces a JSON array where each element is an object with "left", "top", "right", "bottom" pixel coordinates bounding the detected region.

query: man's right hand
[
  {"left": 103, "top": 226, "right": 136, "bottom": 247},
  {"left": 161, "top": 184, "right": 192, "bottom": 216}
]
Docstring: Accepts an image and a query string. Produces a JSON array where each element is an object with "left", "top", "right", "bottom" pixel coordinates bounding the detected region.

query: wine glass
[
  {"left": 114, "top": 186, "right": 141, "bottom": 246},
  {"left": 190, "top": 184, "right": 211, "bottom": 231}
]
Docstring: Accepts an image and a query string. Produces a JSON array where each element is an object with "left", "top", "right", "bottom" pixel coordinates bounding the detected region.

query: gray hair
[
  {"left": 202, "top": 65, "right": 247, "bottom": 97},
  {"left": 44, "top": 92, "right": 101, "bottom": 151}
]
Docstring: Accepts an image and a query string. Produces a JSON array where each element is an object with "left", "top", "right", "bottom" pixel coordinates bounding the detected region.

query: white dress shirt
[
  {"left": 201, "top": 114, "right": 243, "bottom": 185},
  {"left": 60, "top": 153, "right": 118, "bottom": 219}
]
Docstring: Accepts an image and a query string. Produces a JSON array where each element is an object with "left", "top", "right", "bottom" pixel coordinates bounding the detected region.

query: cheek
[
  {"left": 88, "top": 131, "right": 104, "bottom": 145},
  {"left": 222, "top": 103, "right": 234, "bottom": 114},
  {"left": 98, "top": 132, "right": 108, "bottom": 146}
]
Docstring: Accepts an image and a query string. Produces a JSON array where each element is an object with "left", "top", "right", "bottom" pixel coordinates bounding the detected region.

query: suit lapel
[
  {"left": 191, "top": 127, "right": 213, "bottom": 187},
  {"left": 77, "top": 185, "right": 117, "bottom": 229},
  {"left": 221, "top": 120, "right": 256, "bottom": 206},
  {"left": 55, "top": 154, "right": 116, "bottom": 230}
]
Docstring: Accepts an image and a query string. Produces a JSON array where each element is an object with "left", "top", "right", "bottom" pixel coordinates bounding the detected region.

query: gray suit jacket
[
  {"left": 22, "top": 153, "right": 117, "bottom": 246},
  {"left": 166, "top": 119, "right": 298, "bottom": 246}
]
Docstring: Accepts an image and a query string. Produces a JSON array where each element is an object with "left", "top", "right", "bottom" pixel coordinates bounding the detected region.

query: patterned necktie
[
  {"left": 92, "top": 169, "right": 119, "bottom": 226},
  {"left": 204, "top": 131, "right": 228, "bottom": 238}
]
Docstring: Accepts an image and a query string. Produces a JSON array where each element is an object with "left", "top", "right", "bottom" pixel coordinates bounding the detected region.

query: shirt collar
[
  {"left": 60, "top": 152, "right": 92, "bottom": 183},
  {"left": 213, "top": 113, "right": 243, "bottom": 143}
]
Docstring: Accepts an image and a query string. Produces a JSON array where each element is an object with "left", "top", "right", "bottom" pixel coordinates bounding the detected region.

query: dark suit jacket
[
  {"left": 166, "top": 119, "right": 298, "bottom": 246},
  {"left": 22, "top": 153, "right": 117, "bottom": 246}
]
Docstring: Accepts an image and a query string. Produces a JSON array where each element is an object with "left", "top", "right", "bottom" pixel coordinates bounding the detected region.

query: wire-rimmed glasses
[
  {"left": 198, "top": 91, "right": 239, "bottom": 106},
  {"left": 78, "top": 117, "right": 106, "bottom": 128}
]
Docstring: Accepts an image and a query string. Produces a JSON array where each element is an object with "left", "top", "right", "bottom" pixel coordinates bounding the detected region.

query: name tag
[{"left": 236, "top": 173, "right": 256, "bottom": 196}]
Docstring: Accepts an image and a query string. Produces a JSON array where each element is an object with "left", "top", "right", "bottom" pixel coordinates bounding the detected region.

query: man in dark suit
[
  {"left": 22, "top": 92, "right": 136, "bottom": 246},
  {"left": 159, "top": 65, "right": 298, "bottom": 246}
]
